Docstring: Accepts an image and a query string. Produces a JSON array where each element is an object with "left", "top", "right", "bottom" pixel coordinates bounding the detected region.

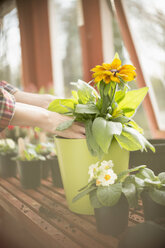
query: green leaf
[
  {"left": 112, "top": 116, "right": 130, "bottom": 124},
  {"left": 92, "top": 117, "right": 122, "bottom": 153},
  {"left": 144, "top": 178, "right": 161, "bottom": 186},
  {"left": 158, "top": 172, "right": 165, "bottom": 184},
  {"left": 48, "top": 99, "right": 75, "bottom": 114},
  {"left": 115, "top": 126, "right": 155, "bottom": 152},
  {"left": 128, "top": 120, "right": 144, "bottom": 134},
  {"left": 138, "top": 168, "right": 157, "bottom": 180},
  {"left": 115, "top": 90, "right": 126, "bottom": 104},
  {"left": 85, "top": 120, "right": 103, "bottom": 158},
  {"left": 149, "top": 188, "right": 165, "bottom": 206},
  {"left": 89, "top": 190, "right": 103, "bottom": 208},
  {"left": 134, "top": 176, "right": 145, "bottom": 188},
  {"left": 122, "top": 183, "right": 137, "bottom": 208},
  {"left": 78, "top": 180, "right": 95, "bottom": 192},
  {"left": 72, "top": 90, "right": 78, "bottom": 101},
  {"left": 56, "top": 119, "right": 74, "bottom": 131},
  {"left": 101, "top": 95, "right": 111, "bottom": 114},
  {"left": 104, "top": 83, "right": 111, "bottom": 96},
  {"left": 117, "top": 87, "right": 149, "bottom": 117},
  {"left": 34, "top": 127, "right": 42, "bottom": 133},
  {"left": 72, "top": 185, "right": 96, "bottom": 203},
  {"left": 71, "top": 80, "right": 98, "bottom": 104},
  {"left": 97, "top": 183, "right": 122, "bottom": 207},
  {"left": 116, "top": 165, "right": 146, "bottom": 183},
  {"left": 75, "top": 103, "right": 100, "bottom": 114}
]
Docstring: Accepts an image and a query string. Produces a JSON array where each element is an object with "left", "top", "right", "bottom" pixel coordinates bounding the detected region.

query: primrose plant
[{"left": 72, "top": 160, "right": 146, "bottom": 208}]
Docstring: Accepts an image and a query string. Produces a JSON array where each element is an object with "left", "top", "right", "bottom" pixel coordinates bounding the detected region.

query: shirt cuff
[
  {"left": 0, "top": 88, "right": 16, "bottom": 132},
  {"left": 0, "top": 81, "right": 18, "bottom": 95}
]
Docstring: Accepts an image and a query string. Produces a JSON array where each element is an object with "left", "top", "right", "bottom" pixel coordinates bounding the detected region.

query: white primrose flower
[
  {"left": 88, "top": 162, "right": 99, "bottom": 182},
  {"left": 96, "top": 168, "right": 117, "bottom": 186},
  {"left": 99, "top": 160, "right": 114, "bottom": 171}
]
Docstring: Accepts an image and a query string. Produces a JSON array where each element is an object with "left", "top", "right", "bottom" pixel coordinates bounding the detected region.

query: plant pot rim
[{"left": 55, "top": 136, "right": 84, "bottom": 141}]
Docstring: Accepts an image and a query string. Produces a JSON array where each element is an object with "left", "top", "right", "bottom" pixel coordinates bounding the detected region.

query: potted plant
[
  {"left": 47, "top": 147, "right": 63, "bottom": 188},
  {"left": 48, "top": 53, "right": 155, "bottom": 214},
  {"left": 35, "top": 141, "right": 54, "bottom": 179},
  {"left": 133, "top": 167, "right": 165, "bottom": 222},
  {"left": 5, "top": 125, "right": 29, "bottom": 142},
  {"left": 0, "top": 138, "right": 17, "bottom": 178},
  {"left": 72, "top": 160, "right": 145, "bottom": 236},
  {"left": 129, "top": 139, "right": 165, "bottom": 175},
  {"left": 16, "top": 138, "right": 45, "bottom": 189}
]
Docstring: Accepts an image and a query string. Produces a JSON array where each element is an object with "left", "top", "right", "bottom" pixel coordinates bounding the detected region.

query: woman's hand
[
  {"left": 11, "top": 103, "right": 85, "bottom": 139},
  {"left": 49, "top": 112, "right": 85, "bottom": 139}
]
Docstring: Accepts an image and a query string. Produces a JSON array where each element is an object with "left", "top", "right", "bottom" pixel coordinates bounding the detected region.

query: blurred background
[{"left": 0, "top": 0, "right": 165, "bottom": 138}]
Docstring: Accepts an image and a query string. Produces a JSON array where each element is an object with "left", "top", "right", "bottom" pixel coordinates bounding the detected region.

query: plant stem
[{"left": 110, "top": 83, "right": 118, "bottom": 106}]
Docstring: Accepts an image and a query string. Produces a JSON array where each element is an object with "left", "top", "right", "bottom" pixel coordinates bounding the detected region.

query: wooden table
[{"left": 0, "top": 177, "right": 144, "bottom": 248}]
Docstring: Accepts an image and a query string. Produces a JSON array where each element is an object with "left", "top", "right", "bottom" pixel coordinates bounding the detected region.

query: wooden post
[
  {"left": 79, "top": 0, "right": 103, "bottom": 82},
  {"left": 16, "top": 0, "right": 53, "bottom": 91}
]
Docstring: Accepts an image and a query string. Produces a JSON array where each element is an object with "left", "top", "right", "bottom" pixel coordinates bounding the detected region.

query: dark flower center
[{"left": 110, "top": 69, "right": 118, "bottom": 76}]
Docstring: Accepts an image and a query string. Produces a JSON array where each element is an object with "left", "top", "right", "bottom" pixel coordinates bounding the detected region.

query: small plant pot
[
  {"left": 0, "top": 154, "right": 17, "bottom": 178},
  {"left": 49, "top": 156, "right": 63, "bottom": 188},
  {"left": 141, "top": 191, "right": 165, "bottom": 222},
  {"left": 41, "top": 160, "right": 50, "bottom": 179},
  {"left": 129, "top": 139, "right": 165, "bottom": 175},
  {"left": 17, "top": 160, "right": 41, "bottom": 189},
  {"left": 94, "top": 194, "right": 129, "bottom": 236}
]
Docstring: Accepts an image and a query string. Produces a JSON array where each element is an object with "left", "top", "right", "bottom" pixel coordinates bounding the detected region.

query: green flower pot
[{"left": 55, "top": 137, "right": 129, "bottom": 215}]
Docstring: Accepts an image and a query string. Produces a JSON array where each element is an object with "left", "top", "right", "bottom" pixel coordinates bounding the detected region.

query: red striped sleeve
[
  {"left": 0, "top": 88, "right": 15, "bottom": 132},
  {"left": 0, "top": 81, "right": 18, "bottom": 95}
]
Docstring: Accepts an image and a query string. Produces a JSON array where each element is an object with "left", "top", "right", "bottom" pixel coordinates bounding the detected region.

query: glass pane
[
  {"left": 49, "top": 0, "right": 83, "bottom": 97},
  {"left": 112, "top": 12, "right": 151, "bottom": 138},
  {"left": 0, "top": 6, "right": 22, "bottom": 88},
  {"left": 123, "top": 0, "right": 165, "bottom": 130}
]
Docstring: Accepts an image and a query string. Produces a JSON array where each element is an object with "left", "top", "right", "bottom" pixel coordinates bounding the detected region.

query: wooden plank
[
  {"left": 0, "top": 177, "right": 145, "bottom": 248},
  {"left": 0, "top": 180, "right": 81, "bottom": 248},
  {"left": 41, "top": 179, "right": 96, "bottom": 225},
  {"left": 6, "top": 178, "right": 118, "bottom": 248},
  {"left": 1, "top": 213, "right": 45, "bottom": 248}
]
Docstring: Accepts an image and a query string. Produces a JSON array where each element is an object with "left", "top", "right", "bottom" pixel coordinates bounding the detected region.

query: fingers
[
  {"left": 55, "top": 123, "right": 86, "bottom": 139},
  {"left": 55, "top": 130, "right": 86, "bottom": 139}
]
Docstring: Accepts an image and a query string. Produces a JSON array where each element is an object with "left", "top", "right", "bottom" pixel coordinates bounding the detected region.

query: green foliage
[
  {"left": 35, "top": 142, "right": 55, "bottom": 155},
  {"left": 97, "top": 183, "right": 122, "bottom": 207},
  {"left": 72, "top": 165, "right": 144, "bottom": 208},
  {"left": 48, "top": 77, "right": 153, "bottom": 157},
  {"left": 117, "top": 87, "right": 149, "bottom": 117},
  {"left": 115, "top": 126, "right": 155, "bottom": 152},
  {"left": 134, "top": 167, "right": 165, "bottom": 206},
  {"left": 92, "top": 117, "right": 122, "bottom": 153},
  {"left": 56, "top": 119, "right": 75, "bottom": 131},
  {"left": 0, "top": 139, "right": 17, "bottom": 155},
  {"left": 16, "top": 144, "right": 46, "bottom": 161},
  {"left": 48, "top": 99, "right": 76, "bottom": 114}
]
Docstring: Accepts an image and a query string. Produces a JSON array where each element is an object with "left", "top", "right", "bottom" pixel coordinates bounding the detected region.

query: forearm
[
  {"left": 14, "top": 90, "right": 56, "bottom": 109},
  {"left": 10, "top": 103, "right": 85, "bottom": 138},
  {"left": 10, "top": 102, "right": 50, "bottom": 129}
]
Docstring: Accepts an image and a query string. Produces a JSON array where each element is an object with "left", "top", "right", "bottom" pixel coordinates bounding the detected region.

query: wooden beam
[{"left": 16, "top": 0, "right": 53, "bottom": 91}]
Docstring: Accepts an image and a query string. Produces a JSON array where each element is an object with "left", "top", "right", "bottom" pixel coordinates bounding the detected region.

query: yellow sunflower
[{"left": 91, "top": 54, "right": 136, "bottom": 84}]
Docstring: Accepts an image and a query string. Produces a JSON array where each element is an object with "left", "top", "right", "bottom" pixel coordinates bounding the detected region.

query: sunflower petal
[
  {"left": 102, "top": 63, "right": 111, "bottom": 70},
  {"left": 91, "top": 65, "right": 105, "bottom": 72},
  {"left": 110, "top": 58, "right": 121, "bottom": 70},
  {"left": 120, "top": 64, "right": 136, "bottom": 70}
]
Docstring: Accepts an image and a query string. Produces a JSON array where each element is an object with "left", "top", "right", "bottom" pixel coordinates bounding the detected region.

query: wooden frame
[{"left": 113, "top": 0, "right": 165, "bottom": 138}]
